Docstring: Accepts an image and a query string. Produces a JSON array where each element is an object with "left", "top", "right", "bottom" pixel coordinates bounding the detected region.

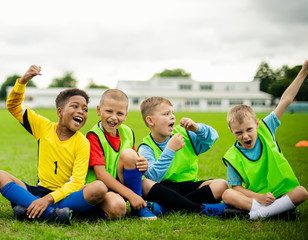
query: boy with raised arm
[
  {"left": 0, "top": 65, "right": 107, "bottom": 224},
  {"left": 222, "top": 60, "right": 308, "bottom": 220}
]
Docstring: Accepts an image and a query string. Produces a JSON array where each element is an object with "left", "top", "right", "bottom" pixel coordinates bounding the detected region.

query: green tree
[
  {"left": 0, "top": 74, "right": 36, "bottom": 100},
  {"left": 86, "top": 79, "right": 109, "bottom": 89},
  {"left": 253, "top": 62, "right": 276, "bottom": 93},
  {"left": 152, "top": 68, "right": 191, "bottom": 78},
  {"left": 48, "top": 72, "right": 77, "bottom": 88},
  {"left": 270, "top": 64, "right": 308, "bottom": 101}
]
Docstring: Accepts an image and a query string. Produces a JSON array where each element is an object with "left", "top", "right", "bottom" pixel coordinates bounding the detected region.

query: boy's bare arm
[
  {"left": 232, "top": 185, "right": 275, "bottom": 206},
  {"left": 274, "top": 60, "right": 308, "bottom": 120},
  {"left": 19, "top": 65, "right": 42, "bottom": 84}
]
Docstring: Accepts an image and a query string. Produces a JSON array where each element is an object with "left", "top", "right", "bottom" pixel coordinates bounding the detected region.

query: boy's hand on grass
[
  {"left": 167, "top": 133, "right": 185, "bottom": 152},
  {"left": 20, "top": 65, "right": 42, "bottom": 84},
  {"left": 136, "top": 156, "right": 148, "bottom": 172},
  {"left": 258, "top": 192, "right": 275, "bottom": 206},
  {"left": 180, "top": 118, "right": 199, "bottom": 132},
  {"left": 26, "top": 194, "right": 54, "bottom": 219}
]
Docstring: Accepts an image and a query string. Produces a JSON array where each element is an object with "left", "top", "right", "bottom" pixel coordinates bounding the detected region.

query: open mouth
[
  {"left": 73, "top": 117, "right": 83, "bottom": 124},
  {"left": 244, "top": 140, "right": 252, "bottom": 147},
  {"left": 168, "top": 122, "right": 174, "bottom": 129},
  {"left": 107, "top": 121, "right": 117, "bottom": 128}
]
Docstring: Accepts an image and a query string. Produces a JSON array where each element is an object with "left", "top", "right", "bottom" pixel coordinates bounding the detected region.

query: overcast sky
[{"left": 1, "top": 0, "right": 307, "bottom": 89}]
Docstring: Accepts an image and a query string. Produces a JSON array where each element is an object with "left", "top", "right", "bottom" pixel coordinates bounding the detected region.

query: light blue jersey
[
  {"left": 227, "top": 111, "right": 280, "bottom": 185},
  {"left": 139, "top": 123, "right": 218, "bottom": 182}
]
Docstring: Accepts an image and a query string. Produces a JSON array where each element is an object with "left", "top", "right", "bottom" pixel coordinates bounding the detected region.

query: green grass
[{"left": 0, "top": 109, "right": 307, "bottom": 240}]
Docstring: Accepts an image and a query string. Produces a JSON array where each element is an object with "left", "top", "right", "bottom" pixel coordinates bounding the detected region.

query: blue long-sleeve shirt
[{"left": 139, "top": 123, "right": 219, "bottom": 182}]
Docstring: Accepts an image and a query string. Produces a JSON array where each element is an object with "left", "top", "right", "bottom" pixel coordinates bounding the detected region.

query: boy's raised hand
[
  {"left": 180, "top": 117, "right": 199, "bottom": 132},
  {"left": 274, "top": 59, "right": 308, "bottom": 120},
  {"left": 167, "top": 133, "right": 185, "bottom": 152},
  {"left": 20, "top": 65, "right": 42, "bottom": 84}
]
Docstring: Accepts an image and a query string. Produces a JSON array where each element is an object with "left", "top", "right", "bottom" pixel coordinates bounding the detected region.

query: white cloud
[{"left": 1, "top": 0, "right": 307, "bottom": 89}]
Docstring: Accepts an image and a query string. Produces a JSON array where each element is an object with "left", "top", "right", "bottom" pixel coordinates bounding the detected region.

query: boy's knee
[
  {"left": 216, "top": 179, "right": 228, "bottom": 190},
  {"left": 222, "top": 189, "right": 235, "bottom": 204},
  {"left": 296, "top": 186, "right": 308, "bottom": 201},
  {"left": 119, "top": 149, "right": 138, "bottom": 166},
  {"left": 103, "top": 194, "right": 127, "bottom": 219},
  {"left": 85, "top": 180, "right": 107, "bottom": 204}
]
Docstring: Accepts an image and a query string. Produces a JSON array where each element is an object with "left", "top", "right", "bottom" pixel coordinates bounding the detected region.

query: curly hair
[{"left": 55, "top": 88, "right": 89, "bottom": 108}]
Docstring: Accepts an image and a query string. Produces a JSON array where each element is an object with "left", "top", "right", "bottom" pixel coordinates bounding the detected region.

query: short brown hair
[
  {"left": 140, "top": 97, "right": 172, "bottom": 127},
  {"left": 55, "top": 88, "right": 89, "bottom": 108},
  {"left": 100, "top": 89, "right": 128, "bottom": 108},
  {"left": 227, "top": 104, "right": 257, "bottom": 129}
]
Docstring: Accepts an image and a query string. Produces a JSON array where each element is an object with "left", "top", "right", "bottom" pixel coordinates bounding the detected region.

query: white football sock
[
  {"left": 249, "top": 195, "right": 295, "bottom": 220},
  {"left": 250, "top": 199, "right": 263, "bottom": 211}
]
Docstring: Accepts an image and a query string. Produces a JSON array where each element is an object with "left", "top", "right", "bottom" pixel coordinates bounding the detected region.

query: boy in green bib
[
  {"left": 138, "top": 97, "right": 229, "bottom": 216},
  {"left": 85, "top": 89, "right": 156, "bottom": 220},
  {"left": 222, "top": 60, "right": 308, "bottom": 220}
]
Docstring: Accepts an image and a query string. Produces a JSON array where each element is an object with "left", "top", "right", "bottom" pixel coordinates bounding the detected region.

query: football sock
[
  {"left": 249, "top": 195, "right": 295, "bottom": 220},
  {"left": 56, "top": 189, "right": 94, "bottom": 212},
  {"left": 146, "top": 183, "right": 202, "bottom": 212},
  {"left": 250, "top": 199, "right": 263, "bottom": 211},
  {"left": 1, "top": 182, "right": 53, "bottom": 218},
  {"left": 123, "top": 168, "right": 142, "bottom": 196},
  {"left": 185, "top": 185, "right": 216, "bottom": 204}
]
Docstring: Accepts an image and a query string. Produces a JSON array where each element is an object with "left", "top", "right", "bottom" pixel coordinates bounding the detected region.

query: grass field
[{"left": 0, "top": 109, "right": 307, "bottom": 240}]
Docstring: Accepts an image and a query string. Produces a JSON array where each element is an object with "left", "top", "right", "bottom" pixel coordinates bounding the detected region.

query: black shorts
[
  {"left": 160, "top": 180, "right": 206, "bottom": 196},
  {"left": 24, "top": 183, "right": 52, "bottom": 198}
]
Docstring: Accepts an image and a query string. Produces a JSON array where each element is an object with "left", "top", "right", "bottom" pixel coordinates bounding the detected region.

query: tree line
[{"left": 1, "top": 64, "right": 307, "bottom": 101}]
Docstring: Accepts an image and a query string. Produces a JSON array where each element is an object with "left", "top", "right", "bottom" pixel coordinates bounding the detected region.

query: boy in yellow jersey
[
  {"left": 222, "top": 60, "right": 308, "bottom": 220},
  {"left": 0, "top": 65, "right": 107, "bottom": 224},
  {"left": 85, "top": 89, "right": 157, "bottom": 220}
]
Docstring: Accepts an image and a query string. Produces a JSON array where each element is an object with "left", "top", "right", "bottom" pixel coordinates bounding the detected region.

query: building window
[
  {"left": 185, "top": 99, "right": 199, "bottom": 106},
  {"left": 200, "top": 84, "right": 212, "bottom": 91},
  {"left": 179, "top": 84, "right": 192, "bottom": 90},
  {"left": 207, "top": 99, "right": 221, "bottom": 105},
  {"left": 251, "top": 100, "right": 265, "bottom": 106},
  {"left": 229, "top": 99, "right": 243, "bottom": 105},
  {"left": 132, "top": 98, "right": 139, "bottom": 105}
]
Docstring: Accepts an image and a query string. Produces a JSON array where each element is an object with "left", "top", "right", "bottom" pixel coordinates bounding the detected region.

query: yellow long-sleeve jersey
[{"left": 6, "top": 80, "right": 90, "bottom": 203}]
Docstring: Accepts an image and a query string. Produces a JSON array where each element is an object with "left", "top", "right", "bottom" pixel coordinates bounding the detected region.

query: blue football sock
[
  {"left": 123, "top": 168, "right": 142, "bottom": 196},
  {"left": 1, "top": 182, "right": 54, "bottom": 218},
  {"left": 55, "top": 189, "right": 94, "bottom": 212}
]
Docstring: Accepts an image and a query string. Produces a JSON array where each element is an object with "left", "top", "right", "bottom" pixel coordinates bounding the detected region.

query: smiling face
[
  {"left": 229, "top": 116, "right": 259, "bottom": 149},
  {"left": 57, "top": 95, "right": 88, "bottom": 134},
  {"left": 97, "top": 98, "right": 128, "bottom": 137},
  {"left": 146, "top": 102, "right": 175, "bottom": 142}
]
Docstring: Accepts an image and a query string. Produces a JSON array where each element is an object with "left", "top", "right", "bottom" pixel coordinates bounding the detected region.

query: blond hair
[
  {"left": 140, "top": 97, "right": 173, "bottom": 127},
  {"left": 227, "top": 104, "right": 257, "bottom": 129},
  {"left": 100, "top": 89, "right": 128, "bottom": 108}
]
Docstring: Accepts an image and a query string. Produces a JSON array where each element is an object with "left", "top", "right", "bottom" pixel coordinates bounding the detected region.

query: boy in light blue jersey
[
  {"left": 139, "top": 97, "right": 228, "bottom": 217},
  {"left": 222, "top": 60, "right": 308, "bottom": 220}
]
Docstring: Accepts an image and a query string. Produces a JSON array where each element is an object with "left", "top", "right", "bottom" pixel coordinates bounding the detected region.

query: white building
[
  {"left": 6, "top": 87, "right": 107, "bottom": 109},
  {"left": 6, "top": 77, "right": 273, "bottom": 112},
  {"left": 117, "top": 77, "right": 273, "bottom": 112}
]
